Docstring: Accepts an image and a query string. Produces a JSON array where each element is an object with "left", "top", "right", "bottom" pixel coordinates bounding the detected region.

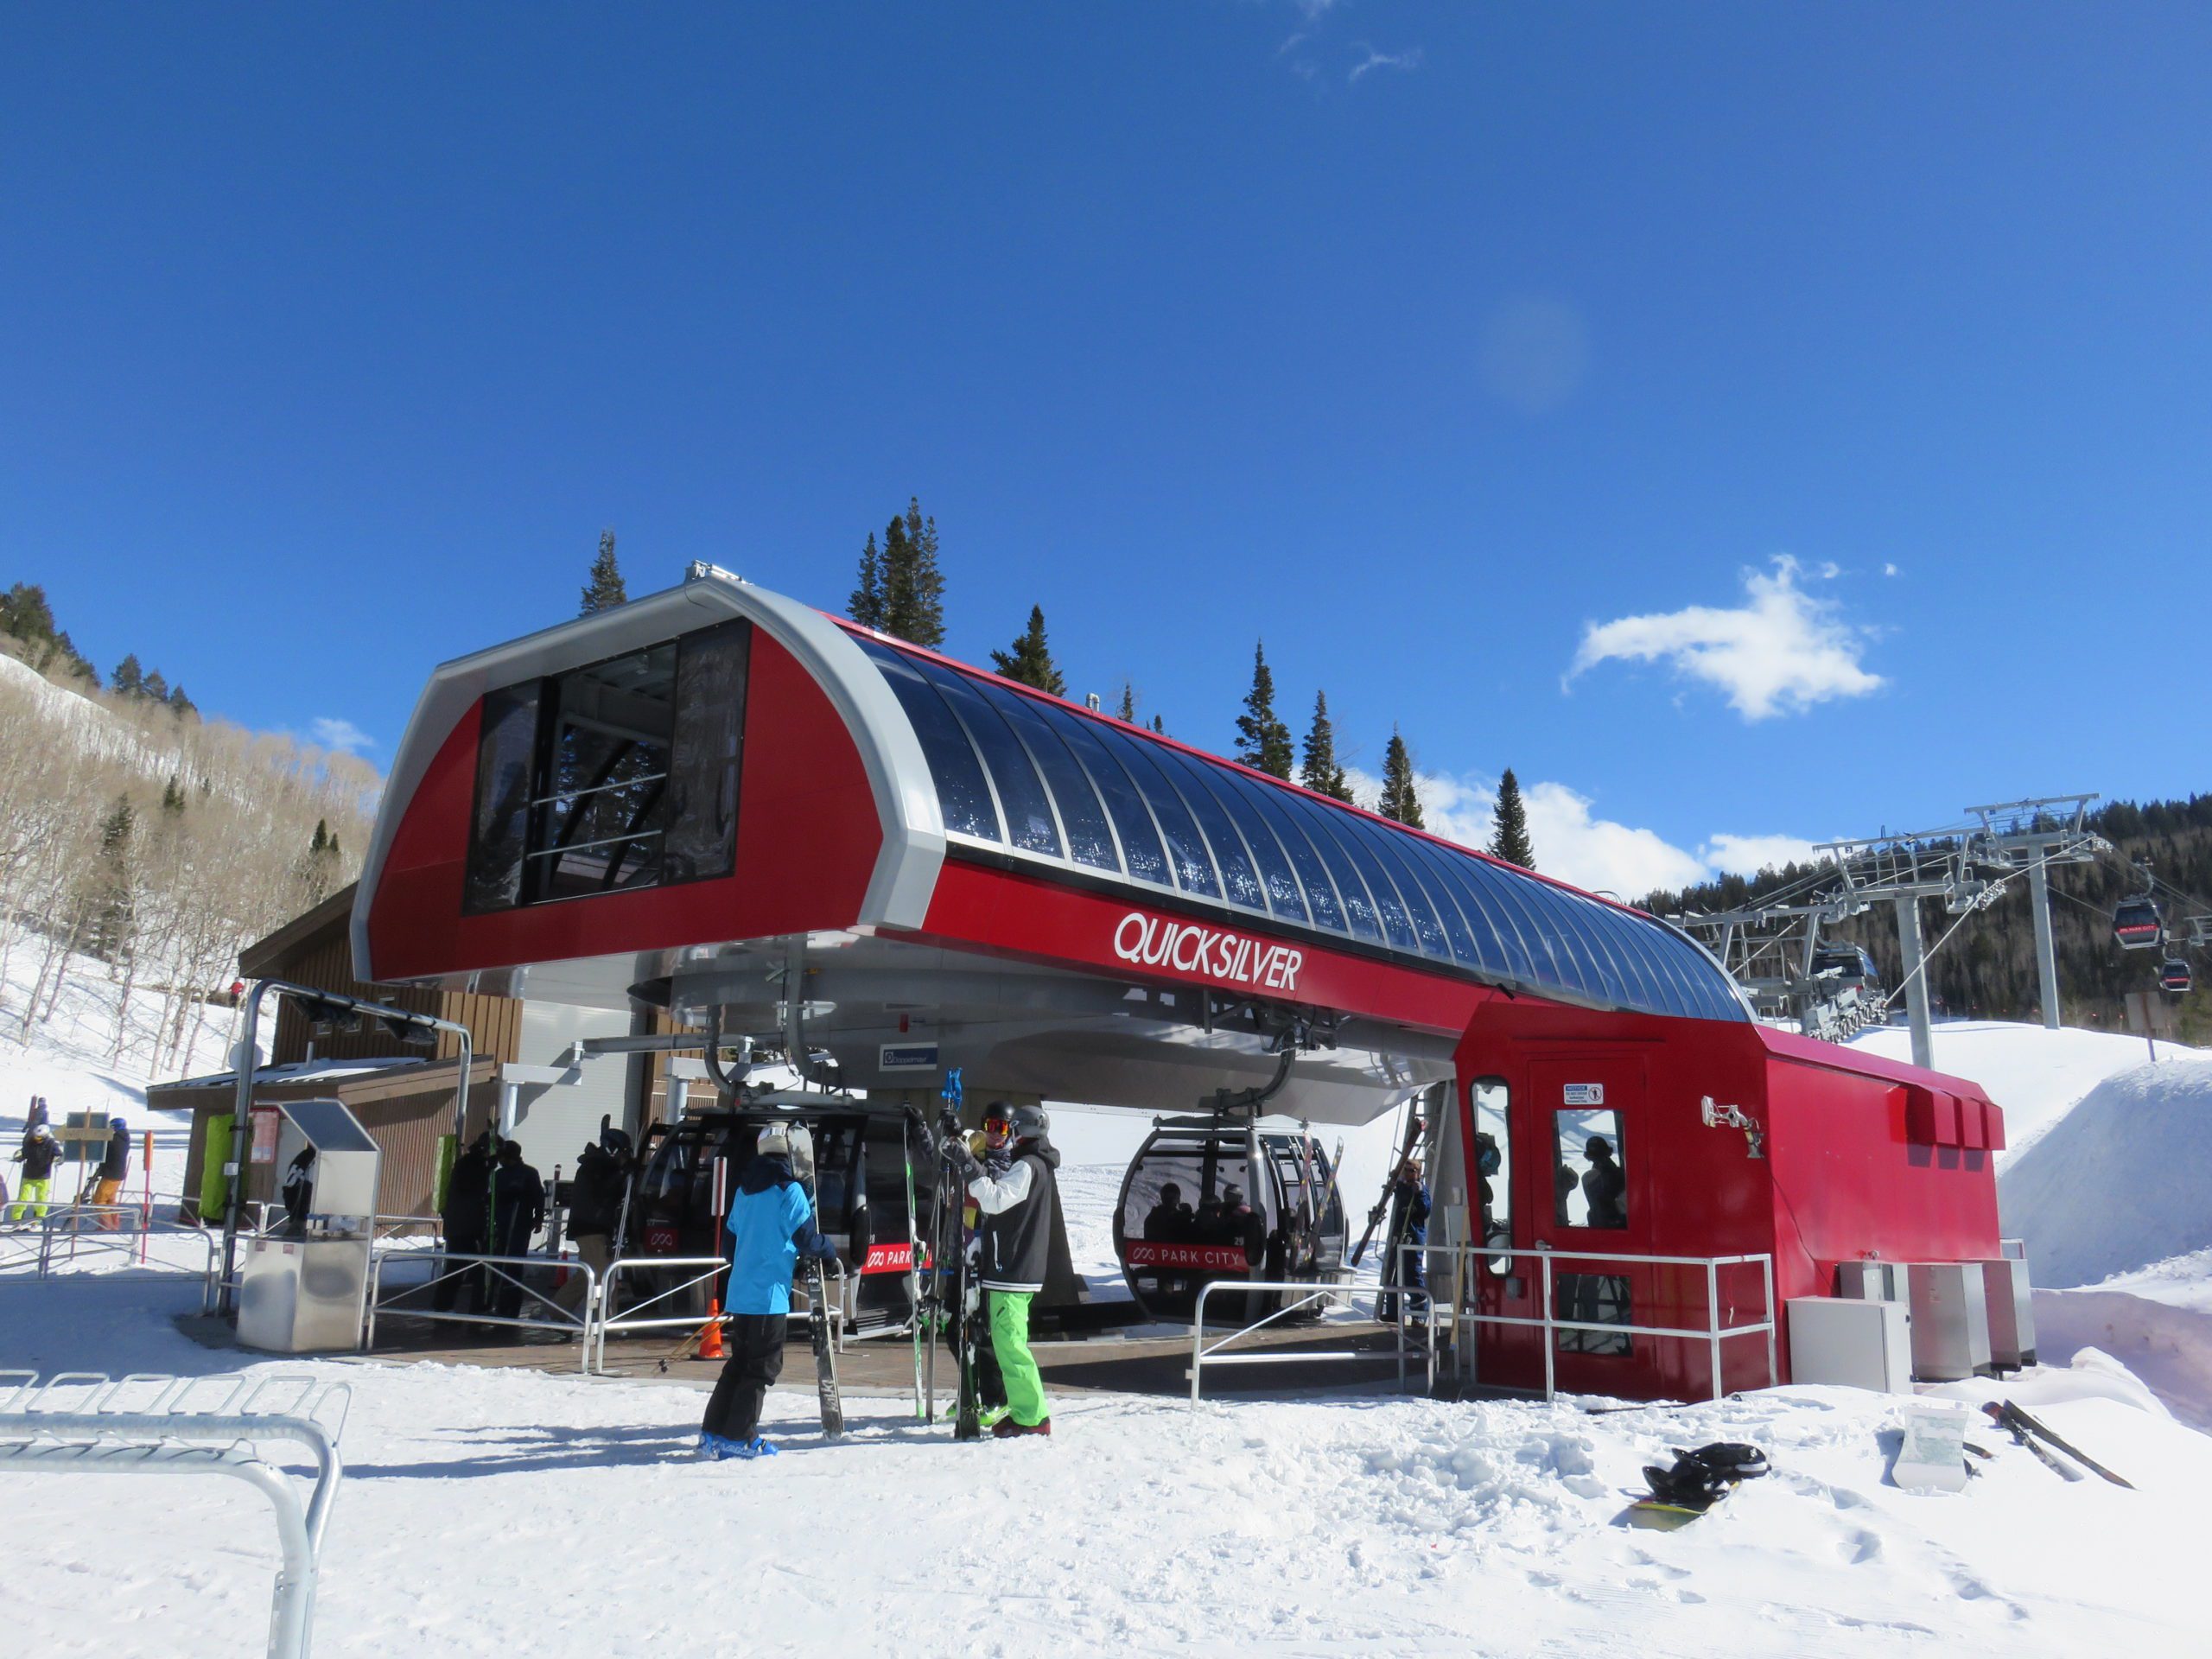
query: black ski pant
[
  {"left": 939, "top": 1306, "right": 1007, "bottom": 1409},
  {"left": 702, "top": 1313, "right": 787, "bottom": 1442}
]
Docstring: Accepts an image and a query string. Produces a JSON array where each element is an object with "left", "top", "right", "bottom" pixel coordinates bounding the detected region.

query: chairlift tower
[
  {"left": 1813, "top": 830, "right": 1999, "bottom": 1069},
  {"left": 1961, "top": 796, "right": 2107, "bottom": 1033}
]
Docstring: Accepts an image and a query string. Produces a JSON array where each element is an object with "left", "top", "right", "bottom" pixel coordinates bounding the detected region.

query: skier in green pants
[{"left": 953, "top": 1103, "right": 1061, "bottom": 1439}]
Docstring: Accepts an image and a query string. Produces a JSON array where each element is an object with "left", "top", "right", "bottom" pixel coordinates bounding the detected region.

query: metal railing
[
  {"left": 363, "top": 1248, "right": 600, "bottom": 1374},
  {"left": 1419, "top": 1243, "right": 1777, "bottom": 1402},
  {"left": 587, "top": 1255, "right": 849, "bottom": 1376},
  {"left": 0, "top": 1205, "right": 224, "bottom": 1308},
  {"left": 1189, "top": 1276, "right": 1413, "bottom": 1407},
  {"left": 0, "top": 1370, "right": 349, "bottom": 1659}
]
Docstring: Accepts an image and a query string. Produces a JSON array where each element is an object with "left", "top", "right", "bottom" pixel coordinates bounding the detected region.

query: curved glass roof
[{"left": 850, "top": 634, "right": 1745, "bottom": 1022}]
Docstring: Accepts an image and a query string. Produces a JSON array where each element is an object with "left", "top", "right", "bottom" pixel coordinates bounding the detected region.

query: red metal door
[{"left": 1525, "top": 1054, "right": 1649, "bottom": 1394}]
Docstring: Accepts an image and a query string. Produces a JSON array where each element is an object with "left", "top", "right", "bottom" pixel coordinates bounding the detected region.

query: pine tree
[
  {"left": 166, "top": 683, "right": 196, "bottom": 720},
  {"left": 1299, "top": 691, "right": 1354, "bottom": 802},
  {"left": 1150, "top": 713, "right": 1166, "bottom": 734},
  {"left": 849, "top": 532, "right": 885, "bottom": 628},
  {"left": 142, "top": 670, "right": 168, "bottom": 703},
  {"left": 989, "top": 606, "right": 1066, "bottom": 695},
  {"left": 879, "top": 496, "right": 946, "bottom": 646},
  {"left": 87, "top": 797, "right": 137, "bottom": 964},
  {"left": 1116, "top": 683, "right": 1136, "bottom": 722},
  {"left": 1377, "top": 727, "right": 1425, "bottom": 828},
  {"left": 300, "top": 817, "right": 343, "bottom": 903},
  {"left": 580, "top": 530, "right": 627, "bottom": 615},
  {"left": 161, "top": 774, "right": 186, "bottom": 817},
  {"left": 1233, "top": 641, "right": 1294, "bottom": 779},
  {"left": 111, "top": 654, "right": 144, "bottom": 697},
  {"left": 1489, "top": 767, "right": 1536, "bottom": 868}
]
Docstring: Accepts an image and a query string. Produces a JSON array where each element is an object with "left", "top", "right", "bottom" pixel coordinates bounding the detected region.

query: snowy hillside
[
  {"left": 1847, "top": 1020, "right": 2202, "bottom": 1166},
  {"left": 1998, "top": 1057, "right": 2212, "bottom": 1287}
]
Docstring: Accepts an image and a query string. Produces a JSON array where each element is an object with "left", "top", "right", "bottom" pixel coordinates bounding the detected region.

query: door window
[
  {"left": 1552, "top": 1109, "right": 1628, "bottom": 1229},
  {"left": 1470, "top": 1078, "right": 1510, "bottom": 1274}
]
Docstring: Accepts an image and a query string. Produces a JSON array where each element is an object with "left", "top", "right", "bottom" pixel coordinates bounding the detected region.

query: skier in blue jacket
[{"left": 699, "top": 1124, "right": 840, "bottom": 1461}]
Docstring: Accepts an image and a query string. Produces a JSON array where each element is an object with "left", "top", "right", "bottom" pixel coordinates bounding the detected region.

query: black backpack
[{"left": 1643, "top": 1442, "right": 1770, "bottom": 1510}]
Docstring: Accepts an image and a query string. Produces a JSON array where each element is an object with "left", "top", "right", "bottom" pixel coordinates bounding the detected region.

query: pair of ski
[
  {"left": 920, "top": 1070, "right": 986, "bottom": 1440},
  {"left": 1982, "top": 1400, "right": 2130, "bottom": 1487}
]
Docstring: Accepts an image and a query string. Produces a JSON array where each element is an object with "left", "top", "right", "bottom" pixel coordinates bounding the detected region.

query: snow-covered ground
[
  {"left": 7, "top": 1015, "right": 2212, "bottom": 1655},
  {"left": 5, "top": 1274, "right": 2207, "bottom": 1659}
]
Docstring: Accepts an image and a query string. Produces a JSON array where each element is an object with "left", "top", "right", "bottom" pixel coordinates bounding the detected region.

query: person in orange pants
[{"left": 90, "top": 1117, "right": 131, "bottom": 1228}]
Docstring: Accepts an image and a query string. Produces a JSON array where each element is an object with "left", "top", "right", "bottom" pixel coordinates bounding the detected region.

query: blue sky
[{"left": 4, "top": 3, "right": 2208, "bottom": 896}]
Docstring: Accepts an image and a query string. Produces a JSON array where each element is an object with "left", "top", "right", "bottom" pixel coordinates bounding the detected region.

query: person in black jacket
[
  {"left": 1376, "top": 1157, "right": 1433, "bottom": 1325},
  {"left": 9, "top": 1122, "right": 62, "bottom": 1221},
  {"left": 950, "top": 1102, "right": 1061, "bottom": 1440},
  {"left": 91, "top": 1118, "right": 132, "bottom": 1229},
  {"left": 554, "top": 1121, "right": 632, "bottom": 1314},
  {"left": 489, "top": 1140, "right": 546, "bottom": 1319},
  {"left": 436, "top": 1133, "right": 493, "bottom": 1313},
  {"left": 280, "top": 1147, "right": 316, "bottom": 1237}
]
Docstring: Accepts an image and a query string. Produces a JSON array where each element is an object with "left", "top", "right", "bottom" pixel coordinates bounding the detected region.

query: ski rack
[{"left": 0, "top": 1370, "right": 350, "bottom": 1659}]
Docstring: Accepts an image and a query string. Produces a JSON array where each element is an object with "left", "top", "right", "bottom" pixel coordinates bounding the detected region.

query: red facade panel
[{"left": 365, "top": 632, "right": 883, "bottom": 982}]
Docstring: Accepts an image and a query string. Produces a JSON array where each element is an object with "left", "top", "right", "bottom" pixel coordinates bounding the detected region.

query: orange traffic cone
[{"left": 697, "top": 1299, "right": 728, "bottom": 1361}]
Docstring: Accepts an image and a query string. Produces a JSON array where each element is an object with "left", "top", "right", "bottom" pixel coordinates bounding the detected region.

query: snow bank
[
  {"left": 1998, "top": 1056, "right": 2212, "bottom": 1287},
  {"left": 1848, "top": 1020, "right": 2202, "bottom": 1166}
]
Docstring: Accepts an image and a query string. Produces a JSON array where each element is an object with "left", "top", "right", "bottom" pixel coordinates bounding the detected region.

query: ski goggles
[{"left": 982, "top": 1111, "right": 1015, "bottom": 1147}]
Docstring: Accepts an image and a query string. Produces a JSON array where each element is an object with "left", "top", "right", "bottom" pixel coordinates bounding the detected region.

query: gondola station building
[{"left": 352, "top": 567, "right": 2010, "bottom": 1401}]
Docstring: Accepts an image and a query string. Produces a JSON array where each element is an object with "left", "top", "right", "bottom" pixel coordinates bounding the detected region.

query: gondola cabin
[
  {"left": 624, "top": 1094, "right": 925, "bottom": 1335},
  {"left": 1809, "top": 943, "right": 1882, "bottom": 996},
  {"left": 1112, "top": 1114, "right": 1346, "bottom": 1319},
  {"left": 2159, "top": 957, "right": 2193, "bottom": 995},
  {"left": 2113, "top": 897, "right": 2164, "bottom": 950}
]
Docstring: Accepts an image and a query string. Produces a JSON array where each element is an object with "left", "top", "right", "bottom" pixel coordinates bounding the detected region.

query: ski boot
[
  {"left": 991, "top": 1416, "right": 1052, "bottom": 1440},
  {"left": 734, "top": 1436, "right": 780, "bottom": 1459}
]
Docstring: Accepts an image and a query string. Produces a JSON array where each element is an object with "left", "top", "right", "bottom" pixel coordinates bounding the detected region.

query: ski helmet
[{"left": 1007, "top": 1103, "right": 1049, "bottom": 1142}]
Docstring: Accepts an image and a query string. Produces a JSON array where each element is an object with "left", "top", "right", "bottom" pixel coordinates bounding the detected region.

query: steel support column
[
  {"left": 2027, "top": 853, "right": 2062, "bottom": 1030},
  {"left": 1895, "top": 895, "right": 1934, "bottom": 1069}
]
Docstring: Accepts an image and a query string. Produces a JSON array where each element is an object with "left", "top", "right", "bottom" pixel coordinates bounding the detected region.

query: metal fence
[
  {"left": 586, "top": 1255, "right": 848, "bottom": 1376},
  {"left": 363, "top": 1248, "right": 600, "bottom": 1374},
  {"left": 1416, "top": 1243, "right": 1777, "bottom": 1402},
  {"left": 0, "top": 1370, "right": 349, "bottom": 1659},
  {"left": 1188, "top": 1275, "right": 1414, "bottom": 1407},
  {"left": 0, "top": 1204, "right": 223, "bottom": 1308}
]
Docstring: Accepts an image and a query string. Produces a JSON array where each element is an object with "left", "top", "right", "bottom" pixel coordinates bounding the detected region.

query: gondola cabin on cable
[
  {"left": 1809, "top": 943, "right": 1883, "bottom": 997},
  {"left": 351, "top": 567, "right": 2015, "bottom": 1402},
  {"left": 622, "top": 1094, "right": 926, "bottom": 1335},
  {"left": 1112, "top": 1115, "right": 1345, "bottom": 1319},
  {"left": 2159, "top": 957, "right": 2193, "bottom": 996},
  {"left": 2113, "top": 896, "right": 2164, "bottom": 950}
]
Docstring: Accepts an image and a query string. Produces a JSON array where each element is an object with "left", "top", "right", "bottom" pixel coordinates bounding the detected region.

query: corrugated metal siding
[{"left": 253, "top": 915, "right": 522, "bottom": 1068}]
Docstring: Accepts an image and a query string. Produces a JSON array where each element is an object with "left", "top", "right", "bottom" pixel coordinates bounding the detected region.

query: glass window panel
[
  {"left": 1471, "top": 1078, "right": 1510, "bottom": 1274},
  {"left": 970, "top": 679, "right": 1120, "bottom": 873},
  {"left": 530, "top": 641, "right": 677, "bottom": 901},
  {"left": 1348, "top": 818, "right": 1452, "bottom": 959},
  {"left": 1244, "top": 785, "right": 1346, "bottom": 934},
  {"left": 1554, "top": 1273, "right": 1634, "bottom": 1357},
  {"left": 1153, "top": 750, "right": 1266, "bottom": 912},
  {"left": 1204, "top": 769, "right": 1312, "bottom": 925},
  {"left": 465, "top": 683, "right": 539, "bottom": 914},
  {"left": 858, "top": 642, "right": 1001, "bottom": 842},
  {"left": 1032, "top": 703, "right": 1173, "bottom": 887},
  {"left": 663, "top": 620, "right": 748, "bottom": 885},
  {"left": 1279, "top": 793, "right": 1382, "bottom": 942},
  {"left": 1306, "top": 806, "right": 1419, "bottom": 952},
  {"left": 910, "top": 661, "right": 1063, "bottom": 858},
  {"left": 1480, "top": 858, "right": 1581, "bottom": 994},
  {"left": 1401, "top": 837, "right": 1496, "bottom": 973},
  {"left": 1597, "top": 907, "right": 1676, "bottom": 1015},
  {"left": 1553, "top": 1109, "right": 1628, "bottom": 1230},
  {"left": 1091, "top": 727, "right": 1220, "bottom": 898},
  {"left": 1520, "top": 881, "right": 1604, "bottom": 1000},
  {"left": 1430, "top": 850, "right": 1534, "bottom": 982},
  {"left": 1542, "top": 886, "right": 1631, "bottom": 1007}
]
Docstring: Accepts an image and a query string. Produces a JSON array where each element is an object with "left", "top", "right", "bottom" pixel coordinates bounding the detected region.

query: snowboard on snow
[{"left": 1623, "top": 1442, "right": 1770, "bottom": 1529}]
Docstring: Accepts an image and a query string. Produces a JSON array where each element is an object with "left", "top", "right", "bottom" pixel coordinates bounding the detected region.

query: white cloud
[
  {"left": 1340, "top": 765, "right": 1806, "bottom": 899},
  {"left": 1568, "top": 556, "right": 1885, "bottom": 721},
  {"left": 1699, "top": 832, "right": 1825, "bottom": 878},
  {"left": 311, "top": 716, "right": 374, "bottom": 754},
  {"left": 1882, "top": 562, "right": 1900, "bottom": 577},
  {"left": 1348, "top": 43, "right": 1423, "bottom": 82}
]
